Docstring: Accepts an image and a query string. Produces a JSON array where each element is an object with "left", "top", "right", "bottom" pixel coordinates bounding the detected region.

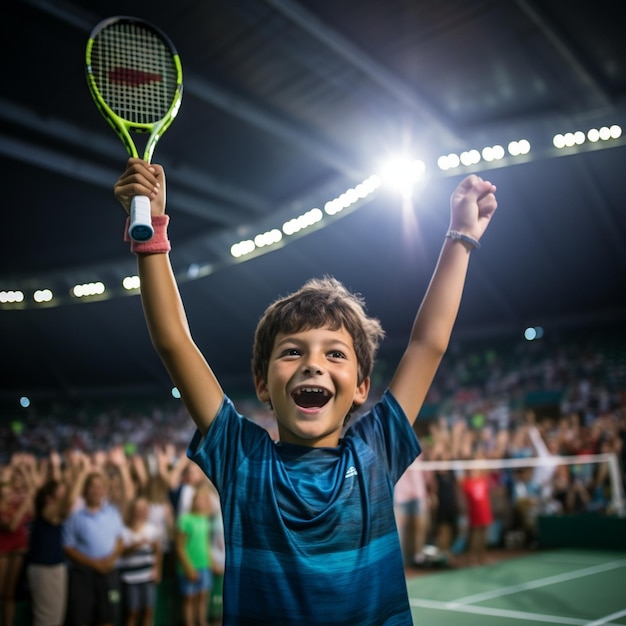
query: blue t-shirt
[
  {"left": 188, "top": 389, "right": 420, "bottom": 626},
  {"left": 62, "top": 503, "right": 124, "bottom": 562}
]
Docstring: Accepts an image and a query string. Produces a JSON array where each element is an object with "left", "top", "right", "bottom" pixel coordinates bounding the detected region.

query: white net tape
[{"left": 413, "top": 452, "right": 624, "bottom": 515}]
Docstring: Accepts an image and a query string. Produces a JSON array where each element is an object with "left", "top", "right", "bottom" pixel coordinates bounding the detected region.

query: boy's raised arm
[
  {"left": 389, "top": 175, "right": 497, "bottom": 424},
  {"left": 114, "top": 159, "right": 223, "bottom": 436}
]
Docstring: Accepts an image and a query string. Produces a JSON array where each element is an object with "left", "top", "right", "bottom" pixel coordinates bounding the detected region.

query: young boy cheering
[{"left": 114, "top": 160, "right": 497, "bottom": 625}]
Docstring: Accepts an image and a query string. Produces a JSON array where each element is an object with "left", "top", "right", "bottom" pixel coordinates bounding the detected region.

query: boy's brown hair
[{"left": 252, "top": 276, "right": 385, "bottom": 386}]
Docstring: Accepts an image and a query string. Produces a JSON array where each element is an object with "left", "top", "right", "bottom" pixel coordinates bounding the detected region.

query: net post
[{"left": 606, "top": 453, "right": 625, "bottom": 516}]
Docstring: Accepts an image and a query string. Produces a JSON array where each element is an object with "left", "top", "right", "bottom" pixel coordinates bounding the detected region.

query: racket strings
[{"left": 91, "top": 23, "right": 178, "bottom": 125}]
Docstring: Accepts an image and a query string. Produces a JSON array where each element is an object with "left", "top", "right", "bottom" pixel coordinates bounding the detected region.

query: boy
[{"left": 114, "top": 159, "right": 497, "bottom": 625}]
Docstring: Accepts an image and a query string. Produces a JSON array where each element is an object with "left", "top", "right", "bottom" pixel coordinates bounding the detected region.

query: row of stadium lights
[
  {"left": 230, "top": 174, "right": 381, "bottom": 258},
  {"left": 231, "top": 125, "right": 621, "bottom": 257},
  {"left": 1, "top": 124, "right": 621, "bottom": 308},
  {"left": 1, "top": 282, "right": 106, "bottom": 304}
]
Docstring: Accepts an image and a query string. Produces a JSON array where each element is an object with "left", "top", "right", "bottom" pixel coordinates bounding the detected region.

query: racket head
[{"left": 86, "top": 16, "right": 183, "bottom": 161}]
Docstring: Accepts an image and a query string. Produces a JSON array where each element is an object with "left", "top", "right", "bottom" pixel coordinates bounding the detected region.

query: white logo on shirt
[{"left": 345, "top": 466, "right": 358, "bottom": 478}]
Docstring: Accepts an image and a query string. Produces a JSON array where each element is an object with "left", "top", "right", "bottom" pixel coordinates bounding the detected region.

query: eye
[
  {"left": 328, "top": 350, "right": 346, "bottom": 359},
  {"left": 280, "top": 347, "right": 301, "bottom": 357}
]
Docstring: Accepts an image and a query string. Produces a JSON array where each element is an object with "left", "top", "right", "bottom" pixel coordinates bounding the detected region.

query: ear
[
  {"left": 255, "top": 375, "right": 270, "bottom": 404},
  {"left": 353, "top": 376, "right": 370, "bottom": 408}
]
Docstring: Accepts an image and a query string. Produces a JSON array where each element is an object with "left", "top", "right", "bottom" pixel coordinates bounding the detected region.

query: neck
[{"left": 42, "top": 504, "right": 61, "bottom": 524}]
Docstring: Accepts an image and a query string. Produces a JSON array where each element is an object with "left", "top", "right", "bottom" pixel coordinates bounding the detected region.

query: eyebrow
[{"left": 274, "top": 334, "right": 353, "bottom": 351}]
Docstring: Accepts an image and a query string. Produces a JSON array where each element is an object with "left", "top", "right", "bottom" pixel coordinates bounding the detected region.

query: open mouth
[{"left": 292, "top": 386, "right": 331, "bottom": 409}]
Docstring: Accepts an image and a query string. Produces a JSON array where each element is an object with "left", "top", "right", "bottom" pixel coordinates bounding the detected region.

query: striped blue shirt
[{"left": 189, "top": 389, "right": 420, "bottom": 626}]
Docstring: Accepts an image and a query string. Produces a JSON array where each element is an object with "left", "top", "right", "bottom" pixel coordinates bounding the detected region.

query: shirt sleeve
[
  {"left": 187, "top": 395, "right": 270, "bottom": 493},
  {"left": 347, "top": 389, "right": 421, "bottom": 484}
]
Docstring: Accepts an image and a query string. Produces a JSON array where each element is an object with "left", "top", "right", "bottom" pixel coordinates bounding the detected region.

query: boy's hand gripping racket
[{"left": 86, "top": 16, "right": 183, "bottom": 242}]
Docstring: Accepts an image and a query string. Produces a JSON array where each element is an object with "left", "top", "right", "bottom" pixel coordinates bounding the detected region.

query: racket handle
[{"left": 129, "top": 196, "right": 154, "bottom": 242}]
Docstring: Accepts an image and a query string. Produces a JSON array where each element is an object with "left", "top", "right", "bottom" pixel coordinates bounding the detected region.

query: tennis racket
[{"left": 86, "top": 16, "right": 183, "bottom": 242}]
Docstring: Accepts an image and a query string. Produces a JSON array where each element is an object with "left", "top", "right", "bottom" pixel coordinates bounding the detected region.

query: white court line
[
  {"left": 410, "top": 598, "right": 594, "bottom": 625},
  {"left": 535, "top": 554, "right": 624, "bottom": 566},
  {"left": 451, "top": 560, "right": 626, "bottom": 605},
  {"left": 587, "top": 608, "right": 626, "bottom": 626}
]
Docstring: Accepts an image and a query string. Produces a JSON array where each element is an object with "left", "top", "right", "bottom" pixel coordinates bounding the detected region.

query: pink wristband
[{"left": 124, "top": 215, "right": 171, "bottom": 254}]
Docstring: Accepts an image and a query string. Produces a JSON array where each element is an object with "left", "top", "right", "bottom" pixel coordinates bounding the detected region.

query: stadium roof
[{"left": 2, "top": 0, "right": 626, "bottom": 403}]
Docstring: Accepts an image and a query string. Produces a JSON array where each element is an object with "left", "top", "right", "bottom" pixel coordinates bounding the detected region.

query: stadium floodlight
[{"left": 379, "top": 156, "right": 426, "bottom": 194}]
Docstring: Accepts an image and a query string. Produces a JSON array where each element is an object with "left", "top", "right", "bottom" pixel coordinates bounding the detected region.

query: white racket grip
[{"left": 129, "top": 195, "right": 154, "bottom": 242}]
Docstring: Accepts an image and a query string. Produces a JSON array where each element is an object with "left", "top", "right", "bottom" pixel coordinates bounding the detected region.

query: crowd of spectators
[
  {"left": 390, "top": 325, "right": 626, "bottom": 566},
  {"left": 0, "top": 445, "right": 224, "bottom": 626},
  {"left": 1, "top": 325, "right": 625, "bottom": 623}
]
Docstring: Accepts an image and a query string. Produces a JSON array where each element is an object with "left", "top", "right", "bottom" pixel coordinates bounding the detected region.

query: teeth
[{"left": 294, "top": 387, "right": 328, "bottom": 395}]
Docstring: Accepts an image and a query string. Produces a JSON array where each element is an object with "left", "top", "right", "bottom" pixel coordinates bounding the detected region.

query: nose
[{"left": 302, "top": 353, "right": 324, "bottom": 375}]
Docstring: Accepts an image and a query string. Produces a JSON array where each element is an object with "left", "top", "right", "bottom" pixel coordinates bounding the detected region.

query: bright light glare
[
  {"left": 284, "top": 208, "right": 323, "bottom": 234},
  {"left": 230, "top": 240, "right": 255, "bottom": 258},
  {"left": 380, "top": 157, "right": 425, "bottom": 193},
  {"left": 460, "top": 149, "right": 480, "bottom": 166},
  {"left": 324, "top": 175, "right": 380, "bottom": 216},
  {"left": 524, "top": 326, "right": 544, "bottom": 341},
  {"left": 254, "top": 229, "right": 282, "bottom": 248},
  {"left": 438, "top": 153, "right": 460, "bottom": 171},
  {"left": 482, "top": 145, "right": 505, "bottom": 161},
  {"left": 123, "top": 276, "right": 141, "bottom": 290},
  {"left": 72, "top": 282, "right": 105, "bottom": 298},
  {"left": 508, "top": 139, "right": 531, "bottom": 156},
  {"left": 34, "top": 289, "right": 53, "bottom": 303},
  {"left": 0, "top": 290, "right": 25, "bottom": 303}
]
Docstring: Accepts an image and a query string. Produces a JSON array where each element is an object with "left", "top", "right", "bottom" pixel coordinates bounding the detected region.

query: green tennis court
[{"left": 407, "top": 549, "right": 626, "bottom": 625}]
